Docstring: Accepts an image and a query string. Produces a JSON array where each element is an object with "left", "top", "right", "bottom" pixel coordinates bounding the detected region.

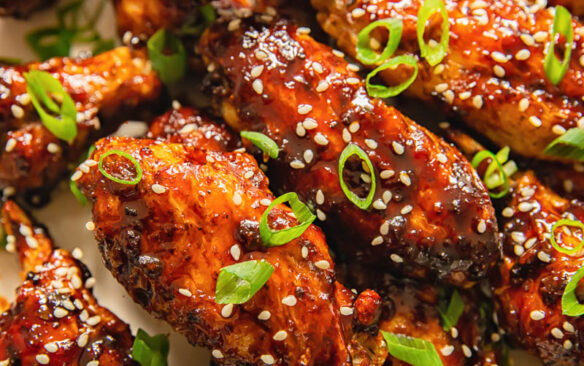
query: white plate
[{"left": 0, "top": 2, "right": 539, "bottom": 365}]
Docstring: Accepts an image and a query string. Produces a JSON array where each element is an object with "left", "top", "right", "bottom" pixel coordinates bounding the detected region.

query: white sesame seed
[
  {"left": 519, "top": 98, "right": 530, "bottom": 112},
  {"left": 316, "top": 80, "right": 330, "bottom": 92},
  {"left": 462, "top": 345, "right": 472, "bottom": 358},
  {"left": 290, "top": 160, "right": 306, "bottom": 169},
  {"left": 77, "top": 333, "right": 89, "bottom": 347},
  {"left": 458, "top": 91, "right": 471, "bottom": 101},
  {"left": 365, "top": 139, "right": 378, "bottom": 149},
  {"left": 399, "top": 172, "right": 411, "bottom": 186},
  {"left": 315, "top": 190, "right": 324, "bottom": 205},
  {"left": 443, "top": 90, "right": 454, "bottom": 104},
  {"left": 351, "top": 8, "right": 366, "bottom": 17},
  {"left": 86, "top": 361, "right": 99, "bottom": 366},
  {"left": 233, "top": 192, "right": 242, "bottom": 206},
  {"left": 178, "top": 288, "right": 192, "bottom": 297},
  {"left": 212, "top": 350, "right": 224, "bottom": 359},
  {"left": 491, "top": 333, "right": 501, "bottom": 342},
  {"left": 312, "top": 62, "right": 323, "bottom": 73},
  {"left": 347, "top": 64, "right": 360, "bottom": 72},
  {"left": 282, "top": 295, "right": 297, "bottom": 306},
  {"left": 382, "top": 191, "right": 392, "bottom": 204},
  {"left": 348, "top": 122, "right": 359, "bottom": 134},
  {"left": 520, "top": 34, "right": 535, "bottom": 46},
  {"left": 380, "top": 170, "right": 395, "bottom": 180},
  {"left": 18, "top": 93, "right": 31, "bottom": 106},
  {"left": 314, "top": 260, "right": 331, "bottom": 269},
  {"left": 390, "top": 254, "right": 404, "bottom": 263},
  {"left": 392, "top": 141, "right": 405, "bottom": 155},
  {"left": 258, "top": 310, "right": 271, "bottom": 320},
  {"left": 252, "top": 79, "right": 264, "bottom": 95},
  {"left": 19, "top": 224, "right": 32, "bottom": 237},
  {"left": 441, "top": 345, "right": 455, "bottom": 356},
  {"left": 515, "top": 49, "right": 531, "bottom": 61},
  {"left": 371, "top": 236, "right": 384, "bottom": 246},
  {"left": 298, "top": 104, "right": 312, "bottom": 115},
  {"left": 551, "top": 328, "right": 564, "bottom": 339},
  {"left": 564, "top": 340, "right": 573, "bottom": 350},
  {"left": 228, "top": 18, "right": 241, "bottom": 31},
  {"left": 379, "top": 221, "right": 390, "bottom": 236},
  {"left": 273, "top": 330, "right": 288, "bottom": 341},
  {"left": 44, "top": 343, "right": 58, "bottom": 353},
  {"left": 332, "top": 50, "right": 345, "bottom": 58},
  {"left": 342, "top": 128, "right": 351, "bottom": 142},
  {"left": 244, "top": 171, "right": 254, "bottom": 179},
  {"left": 477, "top": 220, "right": 487, "bottom": 234},
  {"left": 472, "top": 95, "right": 483, "bottom": 109},
  {"left": 71, "top": 275, "right": 82, "bottom": 289},
  {"left": 302, "top": 118, "right": 318, "bottom": 130},
  {"left": 518, "top": 202, "right": 534, "bottom": 212},
  {"left": 26, "top": 236, "right": 38, "bottom": 248},
  {"left": 370, "top": 199, "right": 386, "bottom": 210},
  {"left": 72, "top": 247, "right": 83, "bottom": 259},
  {"left": 537, "top": 251, "right": 552, "bottom": 263},
  {"left": 528, "top": 115, "right": 542, "bottom": 128},
  {"left": 86, "top": 315, "right": 101, "bottom": 326},
  {"left": 552, "top": 125, "right": 566, "bottom": 135},
  {"left": 451, "top": 327, "right": 459, "bottom": 338},
  {"left": 524, "top": 237, "right": 537, "bottom": 249},
  {"left": 511, "top": 231, "right": 526, "bottom": 244},
  {"left": 259, "top": 198, "right": 271, "bottom": 206},
  {"left": 5, "top": 138, "right": 16, "bottom": 152},
  {"left": 79, "top": 310, "right": 89, "bottom": 322},
  {"left": 36, "top": 354, "right": 50, "bottom": 364},
  {"left": 530, "top": 310, "right": 545, "bottom": 321},
  {"left": 260, "top": 354, "right": 275, "bottom": 365},
  {"left": 514, "top": 245, "right": 525, "bottom": 256},
  {"left": 534, "top": 31, "right": 548, "bottom": 42},
  {"left": 10, "top": 105, "right": 24, "bottom": 119},
  {"left": 434, "top": 64, "right": 445, "bottom": 74},
  {"left": 502, "top": 207, "right": 514, "bottom": 217},
  {"left": 251, "top": 65, "right": 264, "bottom": 78},
  {"left": 563, "top": 322, "right": 575, "bottom": 332},
  {"left": 346, "top": 77, "right": 360, "bottom": 85},
  {"left": 401, "top": 205, "right": 413, "bottom": 215},
  {"left": 230, "top": 244, "right": 241, "bottom": 261},
  {"left": 314, "top": 133, "right": 329, "bottom": 146},
  {"left": 436, "top": 153, "right": 448, "bottom": 163},
  {"left": 435, "top": 83, "right": 448, "bottom": 93},
  {"left": 491, "top": 51, "right": 508, "bottom": 63},
  {"left": 316, "top": 209, "right": 326, "bottom": 221},
  {"left": 84, "top": 221, "right": 95, "bottom": 232},
  {"left": 296, "top": 26, "right": 311, "bottom": 35},
  {"left": 493, "top": 65, "right": 506, "bottom": 77},
  {"left": 54, "top": 307, "right": 68, "bottom": 318},
  {"left": 221, "top": 303, "right": 234, "bottom": 318},
  {"left": 301, "top": 246, "right": 309, "bottom": 259}
]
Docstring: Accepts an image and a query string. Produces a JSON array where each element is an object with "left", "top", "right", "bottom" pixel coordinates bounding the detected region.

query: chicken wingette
[
  {"left": 550, "top": 0, "right": 584, "bottom": 16},
  {"left": 0, "top": 47, "right": 161, "bottom": 194},
  {"left": 0, "top": 200, "right": 135, "bottom": 365},
  {"left": 312, "top": 0, "right": 584, "bottom": 163},
  {"left": 199, "top": 18, "right": 499, "bottom": 287}
]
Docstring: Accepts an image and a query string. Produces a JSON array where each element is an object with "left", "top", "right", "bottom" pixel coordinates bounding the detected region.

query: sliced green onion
[
  {"left": 181, "top": 5, "right": 216, "bottom": 36},
  {"left": 356, "top": 19, "right": 403, "bottom": 65},
  {"left": 98, "top": 150, "right": 143, "bottom": 185},
  {"left": 365, "top": 55, "right": 419, "bottom": 98},
  {"left": 147, "top": 28, "right": 187, "bottom": 84},
  {"left": 417, "top": 0, "right": 450, "bottom": 66},
  {"left": 544, "top": 6, "right": 574, "bottom": 85},
  {"left": 471, "top": 149, "right": 510, "bottom": 199},
  {"left": 70, "top": 180, "right": 87, "bottom": 206},
  {"left": 132, "top": 328, "right": 169, "bottom": 366},
  {"left": 438, "top": 290, "right": 464, "bottom": 331},
  {"left": 24, "top": 70, "right": 78, "bottom": 142},
  {"left": 562, "top": 266, "right": 584, "bottom": 316},
  {"left": 381, "top": 332, "right": 443, "bottom": 366},
  {"left": 338, "top": 144, "right": 376, "bottom": 209},
  {"left": 550, "top": 219, "right": 584, "bottom": 255},
  {"left": 240, "top": 131, "right": 279, "bottom": 159},
  {"left": 26, "top": 28, "right": 75, "bottom": 61},
  {"left": 215, "top": 259, "right": 274, "bottom": 304},
  {"left": 259, "top": 192, "right": 316, "bottom": 247},
  {"left": 544, "top": 128, "right": 584, "bottom": 160}
]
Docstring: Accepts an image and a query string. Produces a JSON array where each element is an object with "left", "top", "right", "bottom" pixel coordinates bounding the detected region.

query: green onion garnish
[
  {"left": 215, "top": 259, "right": 274, "bottom": 304},
  {"left": 471, "top": 147, "right": 513, "bottom": 199},
  {"left": 381, "top": 332, "right": 443, "bottom": 366},
  {"left": 562, "top": 266, "right": 584, "bottom": 316},
  {"left": 365, "top": 54, "right": 419, "bottom": 98},
  {"left": 550, "top": 219, "right": 584, "bottom": 255},
  {"left": 356, "top": 19, "right": 403, "bottom": 65},
  {"left": 181, "top": 4, "right": 216, "bottom": 36},
  {"left": 544, "top": 128, "right": 584, "bottom": 160},
  {"left": 338, "top": 144, "right": 376, "bottom": 209},
  {"left": 417, "top": 0, "right": 450, "bottom": 66},
  {"left": 70, "top": 180, "right": 87, "bottom": 206},
  {"left": 24, "top": 70, "right": 78, "bottom": 143},
  {"left": 147, "top": 28, "right": 187, "bottom": 84},
  {"left": 438, "top": 290, "right": 464, "bottom": 331},
  {"left": 544, "top": 6, "right": 574, "bottom": 85},
  {"left": 240, "top": 131, "right": 279, "bottom": 159},
  {"left": 132, "top": 328, "right": 170, "bottom": 366},
  {"left": 98, "top": 150, "right": 143, "bottom": 185},
  {"left": 259, "top": 192, "right": 316, "bottom": 247}
]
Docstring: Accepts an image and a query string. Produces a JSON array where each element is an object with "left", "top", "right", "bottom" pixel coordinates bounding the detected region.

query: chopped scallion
[
  {"left": 259, "top": 192, "right": 316, "bottom": 247},
  {"left": 147, "top": 28, "right": 187, "bottom": 84},
  {"left": 562, "top": 266, "right": 584, "bottom": 316},
  {"left": 356, "top": 18, "right": 403, "bottom": 65},
  {"left": 215, "top": 259, "right": 274, "bottom": 304},
  {"left": 544, "top": 128, "right": 584, "bottom": 160},
  {"left": 550, "top": 219, "right": 584, "bottom": 255},
  {"left": 240, "top": 131, "right": 279, "bottom": 159},
  {"left": 365, "top": 54, "right": 419, "bottom": 98},
  {"left": 417, "top": 0, "right": 450, "bottom": 66},
  {"left": 438, "top": 290, "right": 464, "bottom": 331},
  {"left": 338, "top": 144, "right": 376, "bottom": 209},
  {"left": 98, "top": 150, "right": 142, "bottom": 185},
  {"left": 132, "top": 328, "right": 169, "bottom": 366},
  {"left": 544, "top": 6, "right": 573, "bottom": 85},
  {"left": 471, "top": 148, "right": 512, "bottom": 199},
  {"left": 381, "top": 332, "right": 443, "bottom": 366}
]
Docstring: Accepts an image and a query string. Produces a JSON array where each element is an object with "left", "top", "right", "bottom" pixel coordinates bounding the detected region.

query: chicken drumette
[{"left": 0, "top": 200, "right": 136, "bottom": 365}]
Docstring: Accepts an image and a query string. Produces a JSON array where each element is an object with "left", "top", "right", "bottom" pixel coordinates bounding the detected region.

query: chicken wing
[
  {"left": 199, "top": 18, "right": 499, "bottom": 287},
  {"left": 550, "top": 0, "right": 584, "bottom": 16},
  {"left": 0, "top": 47, "right": 161, "bottom": 194},
  {"left": 0, "top": 200, "right": 135, "bottom": 365},
  {"left": 75, "top": 136, "right": 390, "bottom": 365},
  {"left": 0, "top": 0, "right": 54, "bottom": 18},
  {"left": 312, "top": 0, "right": 584, "bottom": 163}
]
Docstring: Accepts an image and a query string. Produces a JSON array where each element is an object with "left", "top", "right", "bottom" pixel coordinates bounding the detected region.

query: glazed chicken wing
[
  {"left": 199, "top": 19, "right": 499, "bottom": 287},
  {"left": 0, "top": 200, "right": 135, "bottom": 365},
  {"left": 550, "top": 0, "right": 584, "bottom": 16},
  {"left": 312, "top": 0, "right": 584, "bottom": 163},
  {"left": 0, "top": 0, "right": 54, "bottom": 18},
  {"left": 0, "top": 47, "right": 161, "bottom": 194}
]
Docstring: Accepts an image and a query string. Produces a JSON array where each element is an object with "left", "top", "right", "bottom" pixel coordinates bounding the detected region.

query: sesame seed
[
  {"left": 296, "top": 123, "right": 306, "bottom": 137},
  {"left": 534, "top": 31, "right": 547, "bottom": 42},
  {"left": 258, "top": 310, "right": 271, "bottom": 320},
  {"left": 437, "top": 153, "right": 448, "bottom": 163},
  {"left": 372, "top": 199, "right": 387, "bottom": 210},
  {"left": 252, "top": 79, "right": 264, "bottom": 95},
  {"left": 514, "top": 245, "right": 525, "bottom": 256},
  {"left": 77, "top": 333, "right": 89, "bottom": 347},
  {"left": 491, "top": 333, "right": 501, "bottom": 342},
  {"left": 552, "top": 125, "right": 566, "bottom": 135},
  {"left": 380, "top": 170, "right": 395, "bottom": 179},
  {"left": 18, "top": 93, "right": 31, "bottom": 106},
  {"left": 339, "top": 306, "right": 354, "bottom": 316},
  {"left": 472, "top": 95, "right": 483, "bottom": 109},
  {"left": 520, "top": 34, "right": 535, "bottom": 46},
  {"left": 45, "top": 142, "right": 60, "bottom": 154},
  {"left": 5, "top": 138, "right": 16, "bottom": 152},
  {"left": 434, "top": 64, "right": 445, "bottom": 74},
  {"left": 230, "top": 244, "right": 241, "bottom": 261},
  {"left": 71, "top": 275, "right": 82, "bottom": 289},
  {"left": 87, "top": 362, "right": 99, "bottom": 366},
  {"left": 316, "top": 190, "right": 324, "bottom": 205},
  {"left": 441, "top": 345, "right": 455, "bottom": 356},
  {"left": 524, "top": 237, "right": 537, "bottom": 249},
  {"left": 212, "top": 350, "right": 224, "bottom": 359},
  {"left": 314, "top": 260, "right": 331, "bottom": 269},
  {"left": 228, "top": 18, "right": 241, "bottom": 31},
  {"left": 491, "top": 51, "right": 508, "bottom": 63},
  {"left": 273, "top": 330, "right": 288, "bottom": 341},
  {"left": 518, "top": 202, "right": 534, "bottom": 212},
  {"left": 10, "top": 105, "right": 24, "bottom": 119},
  {"left": 351, "top": 8, "right": 366, "bottom": 17},
  {"left": 250, "top": 65, "right": 264, "bottom": 78},
  {"left": 342, "top": 128, "right": 351, "bottom": 142},
  {"left": 260, "top": 355, "right": 275, "bottom": 365},
  {"left": 255, "top": 50, "right": 268, "bottom": 60},
  {"left": 530, "top": 310, "right": 545, "bottom": 321},
  {"left": 349, "top": 122, "right": 360, "bottom": 133},
  {"left": 502, "top": 207, "right": 514, "bottom": 217},
  {"left": 25, "top": 236, "right": 38, "bottom": 248},
  {"left": 86, "top": 315, "right": 101, "bottom": 326},
  {"left": 515, "top": 49, "right": 531, "bottom": 61},
  {"left": 260, "top": 198, "right": 271, "bottom": 206},
  {"left": 296, "top": 27, "right": 311, "bottom": 35},
  {"left": 346, "top": 77, "right": 360, "bottom": 85},
  {"left": 314, "top": 133, "right": 329, "bottom": 146},
  {"left": 528, "top": 116, "right": 542, "bottom": 128},
  {"left": 371, "top": 236, "right": 384, "bottom": 246},
  {"left": 44, "top": 343, "right": 58, "bottom": 353},
  {"left": 79, "top": 310, "right": 89, "bottom": 322},
  {"left": 151, "top": 184, "right": 167, "bottom": 194},
  {"left": 301, "top": 246, "right": 309, "bottom": 259},
  {"left": 551, "top": 328, "right": 564, "bottom": 339},
  {"left": 19, "top": 224, "right": 32, "bottom": 237},
  {"left": 390, "top": 254, "right": 404, "bottom": 263},
  {"left": 72, "top": 247, "right": 83, "bottom": 259},
  {"left": 233, "top": 192, "right": 242, "bottom": 206},
  {"left": 85, "top": 277, "right": 96, "bottom": 289},
  {"left": 54, "top": 307, "right": 68, "bottom": 318},
  {"left": 493, "top": 65, "right": 506, "bottom": 77},
  {"left": 282, "top": 295, "right": 297, "bottom": 306},
  {"left": 347, "top": 64, "right": 360, "bottom": 72},
  {"left": 563, "top": 322, "right": 575, "bottom": 332},
  {"left": 298, "top": 104, "right": 313, "bottom": 115},
  {"left": 36, "top": 354, "right": 50, "bottom": 364},
  {"left": 244, "top": 171, "right": 254, "bottom": 179},
  {"left": 316, "top": 209, "right": 326, "bottom": 221},
  {"left": 382, "top": 191, "right": 392, "bottom": 204},
  {"left": 443, "top": 90, "right": 454, "bottom": 104},
  {"left": 332, "top": 50, "right": 345, "bottom": 58},
  {"left": 316, "top": 80, "right": 329, "bottom": 92},
  {"left": 462, "top": 345, "right": 472, "bottom": 358},
  {"left": 312, "top": 62, "right": 323, "bottom": 73},
  {"left": 221, "top": 304, "right": 234, "bottom": 318},
  {"left": 435, "top": 83, "right": 448, "bottom": 93},
  {"left": 511, "top": 231, "right": 526, "bottom": 244},
  {"left": 451, "top": 327, "right": 459, "bottom": 338},
  {"left": 459, "top": 91, "right": 471, "bottom": 100},
  {"left": 519, "top": 98, "right": 530, "bottom": 112},
  {"left": 290, "top": 160, "right": 306, "bottom": 169},
  {"left": 302, "top": 118, "right": 318, "bottom": 130},
  {"left": 178, "top": 288, "right": 192, "bottom": 297},
  {"left": 392, "top": 141, "right": 405, "bottom": 155},
  {"left": 399, "top": 172, "right": 411, "bottom": 186},
  {"left": 401, "top": 205, "right": 413, "bottom": 215},
  {"left": 365, "top": 139, "right": 378, "bottom": 149},
  {"left": 477, "top": 220, "right": 487, "bottom": 233},
  {"left": 537, "top": 251, "right": 552, "bottom": 263},
  {"left": 564, "top": 340, "right": 573, "bottom": 350}
]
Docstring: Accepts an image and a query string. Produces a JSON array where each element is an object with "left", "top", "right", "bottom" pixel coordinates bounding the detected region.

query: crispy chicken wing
[
  {"left": 0, "top": 47, "right": 161, "bottom": 194},
  {"left": 199, "top": 19, "right": 499, "bottom": 287},
  {"left": 0, "top": 0, "right": 54, "bottom": 18},
  {"left": 0, "top": 200, "right": 135, "bottom": 365},
  {"left": 550, "top": 0, "right": 584, "bottom": 16},
  {"left": 312, "top": 0, "right": 584, "bottom": 163},
  {"left": 75, "top": 136, "right": 388, "bottom": 365}
]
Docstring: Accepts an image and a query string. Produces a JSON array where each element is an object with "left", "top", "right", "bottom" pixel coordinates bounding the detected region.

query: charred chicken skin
[
  {"left": 75, "top": 135, "right": 390, "bottom": 366},
  {"left": 312, "top": 0, "right": 584, "bottom": 163},
  {"left": 0, "top": 200, "right": 135, "bottom": 365},
  {"left": 0, "top": 0, "right": 54, "bottom": 18},
  {"left": 199, "top": 19, "right": 499, "bottom": 287},
  {"left": 0, "top": 47, "right": 161, "bottom": 193}
]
